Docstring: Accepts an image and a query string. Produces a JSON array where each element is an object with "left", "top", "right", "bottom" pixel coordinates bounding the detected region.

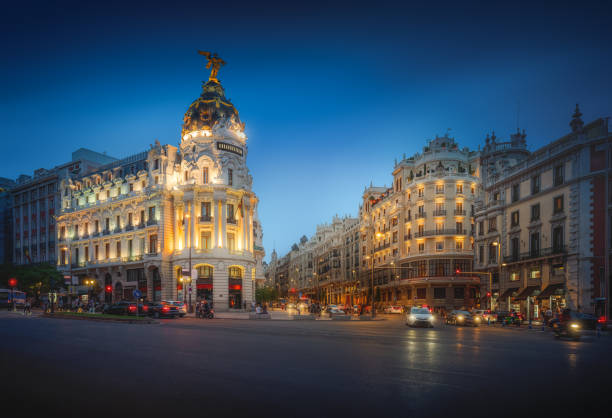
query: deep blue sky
[{"left": 1, "top": 0, "right": 611, "bottom": 260}]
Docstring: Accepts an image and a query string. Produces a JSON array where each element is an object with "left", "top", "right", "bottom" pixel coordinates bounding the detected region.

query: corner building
[
  {"left": 56, "top": 70, "right": 265, "bottom": 311},
  {"left": 361, "top": 135, "right": 481, "bottom": 311}
]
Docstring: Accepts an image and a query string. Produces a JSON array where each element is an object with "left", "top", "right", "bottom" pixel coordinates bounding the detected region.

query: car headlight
[
  {"left": 457, "top": 315, "right": 464, "bottom": 321},
  {"left": 570, "top": 323, "right": 580, "bottom": 329},
  {"left": 429, "top": 316, "right": 435, "bottom": 322},
  {"left": 474, "top": 317, "right": 481, "bottom": 322},
  {"left": 408, "top": 315, "right": 416, "bottom": 321}
]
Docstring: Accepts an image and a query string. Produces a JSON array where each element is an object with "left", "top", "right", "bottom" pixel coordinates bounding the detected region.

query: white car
[
  {"left": 162, "top": 300, "right": 187, "bottom": 317},
  {"left": 384, "top": 305, "right": 404, "bottom": 314},
  {"left": 406, "top": 307, "right": 435, "bottom": 327}
]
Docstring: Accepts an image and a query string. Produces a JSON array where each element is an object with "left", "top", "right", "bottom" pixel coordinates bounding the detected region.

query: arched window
[
  {"left": 197, "top": 265, "right": 213, "bottom": 279},
  {"left": 229, "top": 266, "right": 242, "bottom": 279}
]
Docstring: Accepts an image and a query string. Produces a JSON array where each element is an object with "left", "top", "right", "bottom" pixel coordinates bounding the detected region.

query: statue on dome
[{"left": 198, "top": 50, "right": 226, "bottom": 82}]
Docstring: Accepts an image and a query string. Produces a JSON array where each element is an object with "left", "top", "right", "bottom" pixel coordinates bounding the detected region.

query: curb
[{"left": 43, "top": 313, "right": 158, "bottom": 324}]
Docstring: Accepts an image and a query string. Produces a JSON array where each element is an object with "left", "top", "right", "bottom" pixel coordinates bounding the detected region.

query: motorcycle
[
  {"left": 197, "top": 308, "right": 214, "bottom": 319},
  {"left": 553, "top": 320, "right": 581, "bottom": 341}
]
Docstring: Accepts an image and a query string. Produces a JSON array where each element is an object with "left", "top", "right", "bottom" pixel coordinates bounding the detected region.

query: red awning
[{"left": 197, "top": 284, "right": 213, "bottom": 290}]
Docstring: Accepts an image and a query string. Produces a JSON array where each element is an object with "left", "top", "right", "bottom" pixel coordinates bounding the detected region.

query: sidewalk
[{"left": 186, "top": 310, "right": 293, "bottom": 320}]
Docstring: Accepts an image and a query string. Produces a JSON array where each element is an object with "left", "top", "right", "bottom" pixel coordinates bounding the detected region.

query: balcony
[
  {"left": 433, "top": 210, "right": 447, "bottom": 217},
  {"left": 102, "top": 229, "right": 110, "bottom": 236},
  {"left": 145, "top": 251, "right": 158, "bottom": 257},
  {"left": 435, "top": 188, "right": 445, "bottom": 195},
  {"left": 82, "top": 233, "right": 89, "bottom": 239},
  {"left": 227, "top": 218, "right": 237, "bottom": 225},
  {"left": 123, "top": 255, "right": 143, "bottom": 262},
  {"left": 519, "top": 246, "right": 567, "bottom": 261},
  {"left": 92, "top": 231, "right": 100, "bottom": 237},
  {"left": 415, "top": 212, "right": 426, "bottom": 219},
  {"left": 113, "top": 227, "right": 122, "bottom": 233},
  {"left": 199, "top": 215, "right": 212, "bottom": 223},
  {"left": 487, "top": 200, "right": 504, "bottom": 209},
  {"left": 137, "top": 223, "right": 145, "bottom": 229},
  {"left": 404, "top": 234, "right": 412, "bottom": 241},
  {"left": 415, "top": 229, "right": 467, "bottom": 238},
  {"left": 146, "top": 219, "right": 158, "bottom": 226},
  {"left": 454, "top": 209, "right": 466, "bottom": 216},
  {"left": 125, "top": 224, "right": 134, "bottom": 231}
]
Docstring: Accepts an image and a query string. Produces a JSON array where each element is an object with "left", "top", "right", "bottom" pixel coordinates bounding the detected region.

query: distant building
[
  {"left": 361, "top": 134, "right": 481, "bottom": 311},
  {"left": 0, "top": 177, "right": 16, "bottom": 264},
  {"left": 10, "top": 149, "right": 116, "bottom": 266},
  {"left": 474, "top": 106, "right": 612, "bottom": 319}
]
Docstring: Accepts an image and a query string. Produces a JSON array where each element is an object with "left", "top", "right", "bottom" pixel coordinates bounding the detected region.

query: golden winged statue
[{"left": 198, "top": 50, "right": 226, "bottom": 82}]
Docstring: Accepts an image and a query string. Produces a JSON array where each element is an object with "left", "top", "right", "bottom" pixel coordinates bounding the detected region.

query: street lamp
[
  {"left": 183, "top": 212, "right": 193, "bottom": 313},
  {"left": 492, "top": 241, "right": 503, "bottom": 312}
]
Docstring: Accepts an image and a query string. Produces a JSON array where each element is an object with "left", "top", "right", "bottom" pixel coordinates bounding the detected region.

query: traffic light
[
  {"left": 486, "top": 292, "right": 491, "bottom": 298},
  {"left": 105, "top": 285, "right": 112, "bottom": 293},
  {"left": 455, "top": 268, "right": 461, "bottom": 275},
  {"left": 8, "top": 278, "right": 17, "bottom": 287}
]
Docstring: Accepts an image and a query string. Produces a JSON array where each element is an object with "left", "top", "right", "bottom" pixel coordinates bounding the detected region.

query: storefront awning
[
  {"left": 514, "top": 285, "right": 540, "bottom": 300},
  {"left": 499, "top": 287, "right": 520, "bottom": 299},
  {"left": 537, "top": 283, "right": 564, "bottom": 299}
]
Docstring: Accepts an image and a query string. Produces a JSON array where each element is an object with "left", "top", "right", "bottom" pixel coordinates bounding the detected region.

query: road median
[{"left": 43, "top": 312, "right": 158, "bottom": 324}]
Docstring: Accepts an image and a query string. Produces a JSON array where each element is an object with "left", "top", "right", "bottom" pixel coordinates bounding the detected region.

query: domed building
[{"left": 56, "top": 53, "right": 265, "bottom": 311}]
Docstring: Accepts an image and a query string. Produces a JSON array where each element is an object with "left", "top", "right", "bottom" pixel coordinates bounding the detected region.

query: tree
[
  {"left": 0, "top": 263, "right": 63, "bottom": 302},
  {"left": 255, "top": 286, "right": 278, "bottom": 303}
]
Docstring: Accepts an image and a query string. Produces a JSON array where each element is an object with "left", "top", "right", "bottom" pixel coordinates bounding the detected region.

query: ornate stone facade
[{"left": 56, "top": 67, "right": 265, "bottom": 311}]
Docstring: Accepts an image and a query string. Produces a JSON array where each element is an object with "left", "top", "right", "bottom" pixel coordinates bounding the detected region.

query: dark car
[
  {"left": 144, "top": 302, "right": 179, "bottom": 318},
  {"left": 496, "top": 311, "right": 523, "bottom": 325},
  {"left": 548, "top": 311, "right": 604, "bottom": 330},
  {"left": 446, "top": 310, "right": 480, "bottom": 326},
  {"left": 103, "top": 301, "right": 147, "bottom": 316}
]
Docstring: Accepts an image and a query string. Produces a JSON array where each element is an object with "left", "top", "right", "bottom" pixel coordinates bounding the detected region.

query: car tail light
[
  {"left": 162, "top": 306, "right": 169, "bottom": 312},
  {"left": 143, "top": 306, "right": 148, "bottom": 312},
  {"left": 129, "top": 305, "right": 136, "bottom": 312},
  {"left": 598, "top": 316, "right": 606, "bottom": 323}
]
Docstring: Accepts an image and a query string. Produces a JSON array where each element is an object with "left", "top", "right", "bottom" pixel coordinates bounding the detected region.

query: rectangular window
[
  {"left": 511, "top": 211, "right": 519, "bottom": 227},
  {"left": 454, "top": 287, "right": 465, "bottom": 299},
  {"left": 129, "top": 183, "right": 134, "bottom": 192},
  {"left": 434, "top": 287, "right": 446, "bottom": 299},
  {"left": 202, "top": 167, "right": 208, "bottom": 184},
  {"left": 418, "top": 188, "right": 424, "bottom": 197},
  {"left": 128, "top": 213, "right": 133, "bottom": 226},
  {"left": 530, "top": 232, "right": 540, "bottom": 257},
  {"left": 148, "top": 206, "right": 155, "bottom": 221},
  {"left": 435, "top": 241, "right": 443, "bottom": 252},
  {"left": 455, "top": 240, "right": 463, "bottom": 250},
  {"left": 456, "top": 222, "right": 463, "bottom": 234},
  {"left": 128, "top": 239, "right": 133, "bottom": 256},
  {"left": 456, "top": 184, "right": 463, "bottom": 194},
  {"left": 531, "top": 175, "right": 540, "bottom": 194},
  {"left": 228, "top": 169, "right": 233, "bottom": 186},
  {"left": 200, "top": 231, "right": 211, "bottom": 250},
  {"left": 530, "top": 269, "right": 541, "bottom": 279},
  {"left": 94, "top": 220, "right": 99, "bottom": 233},
  {"left": 105, "top": 243, "right": 110, "bottom": 258},
  {"left": 227, "top": 204, "right": 235, "bottom": 222},
  {"left": 154, "top": 159, "right": 159, "bottom": 170},
  {"left": 511, "top": 184, "right": 520, "bottom": 202},
  {"left": 201, "top": 202, "right": 211, "bottom": 219},
  {"left": 116, "top": 241, "right": 121, "bottom": 258},
  {"left": 84, "top": 246, "right": 89, "bottom": 261},
  {"left": 479, "top": 245, "right": 484, "bottom": 264},
  {"left": 478, "top": 221, "right": 484, "bottom": 236},
  {"left": 416, "top": 288, "right": 426, "bottom": 299},
  {"left": 116, "top": 215, "right": 121, "bottom": 230},
  {"left": 510, "top": 271, "right": 520, "bottom": 281},
  {"left": 552, "top": 226, "right": 564, "bottom": 252},
  {"left": 488, "top": 217, "right": 497, "bottom": 232},
  {"left": 149, "top": 235, "right": 157, "bottom": 254},
  {"left": 553, "top": 196, "right": 564, "bottom": 213},
  {"left": 184, "top": 171, "right": 189, "bottom": 182},
  {"left": 418, "top": 243, "right": 424, "bottom": 253},
  {"left": 531, "top": 204, "right": 540, "bottom": 221},
  {"left": 105, "top": 218, "right": 110, "bottom": 231},
  {"left": 436, "top": 184, "right": 444, "bottom": 194},
  {"left": 94, "top": 245, "right": 99, "bottom": 260},
  {"left": 74, "top": 224, "right": 79, "bottom": 237},
  {"left": 554, "top": 164, "right": 564, "bottom": 186},
  {"left": 511, "top": 237, "right": 519, "bottom": 261}
]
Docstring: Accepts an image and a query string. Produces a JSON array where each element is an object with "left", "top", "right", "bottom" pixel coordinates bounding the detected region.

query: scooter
[
  {"left": 197, "top": 308, "right": 214, "bottom": 319},
  {"left": 553, "top": 320, "right": 581, "bottom": 341}
]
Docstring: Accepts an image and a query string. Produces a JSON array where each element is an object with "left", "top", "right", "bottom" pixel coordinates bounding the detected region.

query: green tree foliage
[
  {"left": 0, "top": 263, "right": 63, "bottom": 300},
  {"left": 255, "top": 286, "right": 278, "bottom": 303}
]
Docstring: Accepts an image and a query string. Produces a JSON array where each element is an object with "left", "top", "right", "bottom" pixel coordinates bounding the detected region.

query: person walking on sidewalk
[{"left": 23, "top": 298, "right": 31, "bottom": 316}]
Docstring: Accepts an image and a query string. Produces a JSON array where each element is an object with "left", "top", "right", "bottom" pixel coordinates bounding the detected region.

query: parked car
[
  {"left": 146, "top": 302, "right": 180, "bottom": 318},
  {"left": 472, "top": 309, "right": 497, "bottom": 323},
  {"left": 406, "top": 307, "right": 435, "bottom": 327},
  {"left": 446, "top": 310, "right": 479, "bottom": 326},
  {"left": 323, "top": 306, "right": 345, "bottom": 316},
  {"left": 162, "top": 300, "right": 187, "bottom": 317},
  {"left": 384, "top": 305, "right": 404, "bottom": 314},
  {"left": 103, "top": 301, "right": 146, "bottom": 316}
]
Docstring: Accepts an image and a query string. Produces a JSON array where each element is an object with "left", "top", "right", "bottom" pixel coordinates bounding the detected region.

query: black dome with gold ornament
[{"left": 181, "top": 79, "right": 242, "bottom": 138}]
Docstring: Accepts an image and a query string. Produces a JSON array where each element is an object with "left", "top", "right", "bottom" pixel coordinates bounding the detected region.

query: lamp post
[
  {"left": 492, "top": 241, "right": 504, "bottom": 312},
  {"left": 184, "top": 212, "right": 193, "bottom": 313}
]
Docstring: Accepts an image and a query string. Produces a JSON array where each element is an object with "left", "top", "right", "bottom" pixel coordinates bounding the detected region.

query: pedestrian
[
  {"left": 43, "top": 299, "right": 48, "bottom": 313},
  {"left": 23, "top": 298, "right": 31, "bottom": 316}
]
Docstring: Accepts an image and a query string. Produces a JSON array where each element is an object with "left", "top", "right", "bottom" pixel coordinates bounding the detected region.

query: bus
[{"left": 0, "top": 289, "right": 26, "bottom": 309}]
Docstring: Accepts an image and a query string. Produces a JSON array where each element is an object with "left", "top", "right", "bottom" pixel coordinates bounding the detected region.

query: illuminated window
[
  {"left": 530, "top": 269, "right": 541, "bottom": 279},
  {"left": 435, "top": 241, "right": 444, "bottom": 251},
  {"left": 202, "top": 167, "right": 209, "bottom": 184},
  {"left": 456, "top": 184, "right": 463, "bottom": 194},
  {"left": 553, "top": 196, "right": 564, "bottom": 213},
  {"left": 510, "top": 271, "right": 520, "bottom": 281}
]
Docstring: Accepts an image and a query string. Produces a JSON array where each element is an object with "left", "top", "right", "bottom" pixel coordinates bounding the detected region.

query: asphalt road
[{"left": 1, "top": 313, "right": 610, "bottom": 417}]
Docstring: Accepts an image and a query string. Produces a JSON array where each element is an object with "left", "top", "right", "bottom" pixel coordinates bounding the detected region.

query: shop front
[
  {"left": 537, "top": 283, "right": 566, "bottom": 315},
  {"left": 514, "top": 285, "right": 541, "bottom": 320},
  {"left": 196, "top": 265, "right": 213, "bottom": 303},
  {"left": 228, "top": 266, "right": 243, "bottom": 309}
]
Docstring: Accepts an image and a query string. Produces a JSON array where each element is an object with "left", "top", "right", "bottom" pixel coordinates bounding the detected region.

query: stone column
[
  {"left": 221, "top": 200, "right": 227, "bottom": 249},
  {"left": 183, "top": 202, "right": 189, "bottom": 251},
  {"left": 213, "top": 262, "right": 228, "bottom": 311},
  {"left": 213, "top": 200, "right": 220, "bottom": 249}
]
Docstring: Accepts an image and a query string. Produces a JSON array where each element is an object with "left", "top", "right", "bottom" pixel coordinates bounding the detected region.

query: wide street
[{"left": 1, "top": 312, "right": 611, "bottom": 417}]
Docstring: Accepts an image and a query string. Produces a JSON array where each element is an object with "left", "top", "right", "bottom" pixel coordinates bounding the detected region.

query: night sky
[{"left": 1, "top": 0, "right": 611, "bottom": 259}]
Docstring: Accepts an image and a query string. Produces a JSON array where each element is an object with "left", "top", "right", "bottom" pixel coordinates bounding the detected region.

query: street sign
[{"left": 133, "top": 289, "right": 142, "bottom": 299}]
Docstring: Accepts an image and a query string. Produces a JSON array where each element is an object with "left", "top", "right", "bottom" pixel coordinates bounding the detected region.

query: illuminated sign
[{"left": 217, "top": 142, "right": 243, "bottom": 156}]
